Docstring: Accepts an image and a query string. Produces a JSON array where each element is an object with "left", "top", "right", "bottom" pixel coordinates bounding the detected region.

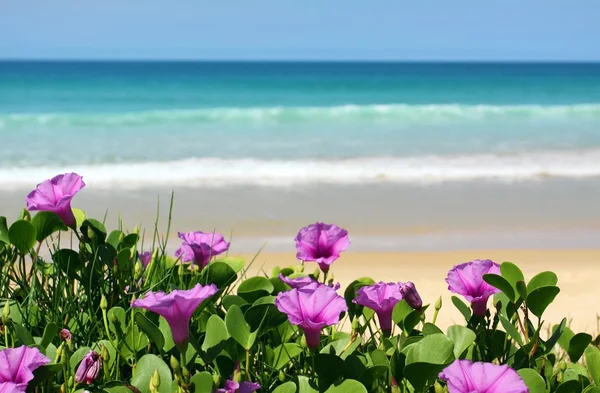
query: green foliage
[{"left": 0, "top": 189, "right": 591, "bottom": 393}]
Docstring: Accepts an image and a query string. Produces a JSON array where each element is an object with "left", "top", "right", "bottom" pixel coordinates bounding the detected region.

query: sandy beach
[{"left": 237, "top": 249, "right": 600, "bottom": 334}]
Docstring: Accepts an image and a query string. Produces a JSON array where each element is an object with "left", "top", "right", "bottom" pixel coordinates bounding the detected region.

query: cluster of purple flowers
[{"left": 16, "top": 173, "right": 529, "bottom": 393}]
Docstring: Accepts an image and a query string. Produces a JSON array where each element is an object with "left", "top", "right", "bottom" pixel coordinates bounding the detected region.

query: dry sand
[{"left": 235, "top": 249, "right": 600, "bottom": 335}]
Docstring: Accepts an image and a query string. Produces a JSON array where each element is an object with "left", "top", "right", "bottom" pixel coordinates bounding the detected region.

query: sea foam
[
  {"left": 1, "top": 103, "right": 600, "bottom": 128},
  {"left": 1, "top": 150, "right": 600, "bottom": 189}
]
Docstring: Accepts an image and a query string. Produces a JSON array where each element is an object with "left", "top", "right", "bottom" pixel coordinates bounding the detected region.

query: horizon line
[{"left": 2, "top": 58, "right": 600, "bottom": 64}]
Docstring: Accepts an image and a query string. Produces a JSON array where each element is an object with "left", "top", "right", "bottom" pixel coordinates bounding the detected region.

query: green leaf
[
  {"left": 81, "top": 218, "right": 107, "bottom": 244},
  {"left": 313, "top": 353, "right": 345, "bottom": 390},
  {"left": 423, "top": 323, "right": 443, "bottom": 336},
  {"left": 225, "top": 305, "right": 257, "bottom": 350},
  {"left": 499, "top": 314, "right": 524, "bottom": 346},
  {"left": 527, "top": 286, "right": 560, "bottom": 318},
  {"left": 271, "top": 343, "right": 303, "bottom": 370},
  {"left": 451, "top": 296, "right": 472, "bottom": 321},
  {"left": 52, "top": 249, "right": 83, "bottom": 280},
  {"left": 517, "top": 368, "right": 547, "bottom": 393},
  {"left": 131, "top": 354, "right": 172, "bottom": 393},
  {"left": 324, "top": 379, "right": 368, "bottom": 393},
  {"left": 40, "top": 322, "right": 59, "bottom": 350},
  {"left": 344, "top": 277, "right": 375, "bottom": 320},
  {"left": 447, "top": 325, "right": 476, "bottom": 358},
  {"left": 190, "top": 371, "right": 214, "bottom": 393},
  {"left": 586, "top": 346, "right": 600, "bottom": 386},
  {"left": 516, "top": 280, "right": 528, "bottom": 300},
  {"left": 500, "top": 262, "right": 525, "bottom": 289},
  {"left": 8, "top": 220, "right": 37, "bottom": 253},
  {"left": 0, "top": 217, "right": 10, "bottom": 244},
  {"left": 237, "top": 276, "right": 274, "bottom": 303},
  {"left": 31, "top": 211, "right": 68, "bottom": 241},
  {"left": 555, "top": 380, "right": 582, "bottom": 393},
  {"left": 527, "top": 271, "right": 558, "bottom": 293},
  {"left": 483, "top": 273, "right": 515, "bottom": 302},
  {"left": 135, "top": 311, "right": 165, "bottom": 352},
  {"left": 568, "top": 333, "right": 593, "bottom": 363},
  {"left": 106, "top": 230, "right": 123, "bottom": 249},
  {"left": 202, "top": 314, "right": 229, "bottom": 360},
  {"left": 297, "top": 376, "right": 319, "bottom": 393},
  {"left": 70, "top": 346, "right": 92, "bottom": 370},
  {"left": 404, "top": 334, "right": 455, "bottom": 393},
  {"left": 213, "top": 256, "right": 245, "bottom": 273},
  {"left": 222, "top": 295, "right": 248, "bottom": 310},
  {"left": 583, "top": 387, "right": 600, "bottom": 393},
  {"left": 557, "top": 325, "right": 575, "bottom": 352},
  {"left": 72, "top": 208, "right": 86, "bottom": 227},
  {"left": 272, "top": 382, "right": 297, "bottom": 393},
  {"left": 28, "top": 364, "right": 63, "bottom": 388},
  {"left": 13, "top": 322, "right": 34, "bottom": 345},
  {"left": 203, "top": 261, "right": 237, "bottom": 289},
  {"left": 546, "top": 318, "right": 567, "bottom": 350},
  {"left": 107, "top": 307, "right": 126, "bottom": 335}
]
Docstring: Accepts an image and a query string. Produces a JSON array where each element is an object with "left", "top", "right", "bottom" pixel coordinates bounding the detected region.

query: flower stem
[{"left": 245, "top": 349, "right": 250, "bottom": 379}]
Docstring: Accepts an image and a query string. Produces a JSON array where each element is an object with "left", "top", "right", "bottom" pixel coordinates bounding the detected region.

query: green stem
[{"left": 245, "top": 349, "right": 250, "bottom": 379}]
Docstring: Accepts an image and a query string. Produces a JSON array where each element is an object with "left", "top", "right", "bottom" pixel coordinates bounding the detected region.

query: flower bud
[
  {"left": 134, "top": 261, "right": 143, "bottom": 281},
  {"left": 100, "top": 295, "right": 108, "bottom": 311},
  {"left": 351, "top": 316, "right": 360, "bottom": 332},
  {"left": 434, "top": 381, "right": 445, "bottom": 393},
  {"left": 101, "top": 345, "right": 110, "bottom": 363},
  {"left": 170, "top": 355, "right": 181, "bottom": 373},
  {"left": 213, "top": 373, "right": 220, "bottom": 387},
  {"left": 60, "top": 328, "right": 72, "bottom": 341},
  {"left": 87, "top": 227, "right": 96, "bottom": 241},
  {"left": 2, "top": 301, "right": 10, "bottom": 324},
  {"left": 278, "top": 370, "right": 286, "bottom": 382},
  {"left": 559, "top": 360, "right": 567, "bottom": 371},
  {"left": 151, "top": 369, "right": 161, "bottom": 390},
  {"left": 75, "top": 350, "right": 101, "bottom": 385},
  {"left": 67, "top": 376, "right": 74, "bottom": 389},
  {"left": 435, "top": 296, "right": 443, "bottom": 311},
  {"left": 312, "top": 268, "right": 320, "bottom": 280},
  {"left": 399, "top": 281, "right": 423, "bottom": 309},
  {"left": 294, "top": 263, "right": 304, "bottom": 273},
  {"left": 300, "top": 334, "right": 308, "bottom": 349},
  {"left": 233, "top": 362, "right": 242, "bottom": 383}
]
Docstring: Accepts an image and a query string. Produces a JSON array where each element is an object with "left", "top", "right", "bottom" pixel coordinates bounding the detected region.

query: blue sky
[{"left": 1, "top": 0, "right": 599, "bottom": 61}]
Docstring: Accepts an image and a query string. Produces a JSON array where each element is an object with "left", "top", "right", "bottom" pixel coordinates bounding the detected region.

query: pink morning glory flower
[
  {"left": 295, "top": 222, "right": 350, "bottom": 273},
  {"left": 353, "top": 282, "right": 404, "bottom": 334},
  {"left": 26, "top": 173, "right": 85, "bottom": 227},
  {"left": 446, "top": 259, "right": 501, "bottom": 317},
  {"left": 75, "top": 350, "right": 101, "bottom": 385},
  {"left": 175, "top": 231, "right": 230, "bottom": 268},
  {"left": 275, "top": 283, "right": 347, "bottom": 349},
  {"left": 215, "top": 380, "right": 261, "bottom": 393},
  {"left": 131, "top": 283, "right": 218, "bottom": 348},
  {"left": 138, "top": 251, "right": 152, "bottom": 268},
  {"left": 439, "top": 360, "right": 528, "bottom": 393},
  {"left": 0, "top": 346, "right": 50, "bottom": 393}
]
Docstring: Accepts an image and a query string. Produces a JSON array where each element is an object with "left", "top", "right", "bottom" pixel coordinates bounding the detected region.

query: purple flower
[
  {"left": 399, "top": 281, "right": 423, "bottom": 310},
  {"left": 60, "top": 329, "right": 71, "bottom": 341},
  {"left": 439, "top": 360, "right": 528, "bottom": 393},
  {"left": 353, "top": 282, "right": 403, "bottom": 334},
  {"left": 138, "top": 251, "right": 152, "bottom": 268},
  {"left": 131, "top": 283, "right": 218, "bottom": 347},
  {"left": 75, "top": 350, "right": 101, "bottom": 385},
  {"left": 275, "top": 283, "right": 347, "bottom": 349},
  {"left": 0, "top": 346, "right": 50, "bottom": 393},
  {"left": 295, "top": 222, "right": 350, "bottom": 273},
  {"left": 26, "top": 173, "right": 85, "bottom": 227},
  {"left": 175, "top": 231, "right": 230, "bottom": 268},
  {"left": 278, "top": 274, "right": 341, "bottom": 290},
  {"left": 215, "top": 380, "right": 261, "bottom": 393},
  {"left": 446, "top": 259, "right": 501, "bottom": 317}
]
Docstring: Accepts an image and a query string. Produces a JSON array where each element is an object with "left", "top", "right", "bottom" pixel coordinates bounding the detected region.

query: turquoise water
[{"left": 1, "top": 61, "right": 600, "bottom": 188}]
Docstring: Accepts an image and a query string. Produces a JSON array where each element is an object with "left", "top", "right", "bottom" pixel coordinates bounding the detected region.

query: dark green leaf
[
  {"left": 568, "top": 333, "right": 593, "bottom": 363},
  {"left": 31, "top": 212, "right": 67, "bottom": 241},
  {"left": 313, "top": 353, "right": 346, "bottom": 390},
  {"left": 586, "top": 346, "right": 600, "bottom": 386},
  {"left": 40, "top": 322, "right": 59, "bottom": 350},
  {"left": 447, "top": 325, "right": 476, "bottom": 358},
  {"left": 527, "top": 286, "right": 560, "bottom": 318},
  {"left": 483, "top": 273, "right": 515, "bottom": 302},
  {"left": 517, "top": 368, "right": 547, "bottom": 393},
  {"left": 8, "top": 220, "right": 37, "bottom": 253},
  {"left": 13, "top": 322, "right": 35, "bottom": 345},
  {"left": 527, "top": 271, "right": 558, "bottom": 293},
  {"left": 237, "top": 276, "right": 274, "bottom": 303},
  {"left": 451, "top": 296, "right": 472, "bottom": 321},
  {"left": 135, "top": 311, "right": 165, "bottom": 352},
  {"left": 499, "top": 314, "right": 524, "bottom": 346},
  {"left": 556, "top": 380, "right": 582, "bottom": 393},
  {"left": 423, "top": 323, "right": 443, "bottom": 336},
  {"left": 52, "top": 249, "right": 82, "bottom": 280},
  {"left": 0, "top": 216, "right": 9, "bottom": 244}
]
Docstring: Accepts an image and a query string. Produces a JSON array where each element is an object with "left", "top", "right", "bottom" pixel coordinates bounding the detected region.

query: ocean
[{"left": 1, "top": 61, "right": 600, "bottom": 189}]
